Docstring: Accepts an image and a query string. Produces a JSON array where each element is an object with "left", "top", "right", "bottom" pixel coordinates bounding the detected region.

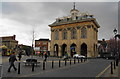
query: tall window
[
  {"left": 55, "top": 31, "right": 59, "bottom": 40},
  {"left": 62, "top": 30, "right": 67, "bottom": 40},
  {"left": 81, "top": 27, "right": 87, "bottom": 38},
  {"left": 71, "top": 28, "right": 77, "bottom": 39}
]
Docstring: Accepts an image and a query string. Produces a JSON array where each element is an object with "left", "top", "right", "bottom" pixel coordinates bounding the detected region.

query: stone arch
[
  {"left": 70, "top": 43, "right": 77, "bottom": 56},
  {"left": 81, "top": 43, "right": 87, "bottom": 57},
  {"left": 54, "top": 44, "right": 59, "bottom": 56},
  {"left": 61, "top": 44, "right": 67, "bottom": 56}
]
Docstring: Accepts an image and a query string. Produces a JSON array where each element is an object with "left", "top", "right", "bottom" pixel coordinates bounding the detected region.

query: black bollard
[
  {"left": 78, "top": 59, "right": 79, "bottom": 63},
  {"left": 114, "top": 61, "right": 116, "bottom": 69},
  {"left": 74, "top": 58, "right": 76, "bottom": 64},
  {"left": 81, "top": 58, "right": 83, "bottom": 62},
  {"left": 43, "top": 61, "right": 45, "bottom": 70},
  {"left": 59, "top": 60, "right": 61, "bottom": 67},
  {"left": 52, "top": 61, "right": 54, "bottom": 69},
  {"left": 111, "top": 62, "right": 113, "bottom": 74},
  {"left": 18, "top": 62, "right": 20, "bottom": 74},
  {"left": 116, "top": 59, "right": 118, "bottom": 66},
  {"left": 32, "top": 63, "right": 35, "bottom": 72},
  {"left": 70, "top": 59, "right": 71, "bottom": 65},
  {"left": 84, "top": 58, "right": 85, "bottom": 62},
  {"left": 65, "top": 60, "right": 67, "bottom": 66}
]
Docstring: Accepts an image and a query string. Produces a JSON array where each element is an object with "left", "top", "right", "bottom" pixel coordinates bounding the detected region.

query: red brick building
[{"left": 35, "top": 39, "right": 50, "bottom": 53}]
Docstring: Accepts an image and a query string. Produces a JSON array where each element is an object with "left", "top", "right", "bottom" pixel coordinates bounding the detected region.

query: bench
[{"left": 23, "top": 59, "right": 40, "bottom": 66}]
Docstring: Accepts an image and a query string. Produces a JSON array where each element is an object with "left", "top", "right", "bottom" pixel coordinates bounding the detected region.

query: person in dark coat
[
  {"left": 18, "top": 53, "right": 22, "bottom": 61},
  {"left": 8, "top": 52, "right": 17, "bottom": 72},
  {"left": 44, "top": 52, "right": 48, "bottom": 61}
]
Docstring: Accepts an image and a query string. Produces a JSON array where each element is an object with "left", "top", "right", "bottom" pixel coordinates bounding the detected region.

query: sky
[{"left": 0, "top": 0, "right": 119, "bottom": 46}]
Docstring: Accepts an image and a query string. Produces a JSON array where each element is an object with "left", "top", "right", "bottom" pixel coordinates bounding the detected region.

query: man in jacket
[{"left": 8, "top": 52, "right": 17, "bottom": 72}]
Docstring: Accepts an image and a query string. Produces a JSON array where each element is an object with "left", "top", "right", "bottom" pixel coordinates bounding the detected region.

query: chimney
[{"left": 13, "top": 35, "right": 16, "bottom": 40}]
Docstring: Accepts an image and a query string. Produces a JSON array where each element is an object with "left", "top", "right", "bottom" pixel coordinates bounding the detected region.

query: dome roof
[{"left": 70, "top": 8, "right": 79, "bottom": 13}]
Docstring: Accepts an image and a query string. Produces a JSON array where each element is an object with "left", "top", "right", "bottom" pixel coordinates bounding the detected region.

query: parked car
[
  {"left": 73, "top": 54, "right": 85, "bottom": 59},
  {"left": 103, "top": 53, "right": 115, "bottom": 60}
]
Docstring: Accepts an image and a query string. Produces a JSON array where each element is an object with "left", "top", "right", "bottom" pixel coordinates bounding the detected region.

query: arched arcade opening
[
  {"left": 54, "top": 44, "right": 59, "bottom": 56},
  {"left": 70, "top": 43, "right": 77, "bottom": 57},
  {"left": 81, "top": 43, "right": 87, "bottom": 57}
]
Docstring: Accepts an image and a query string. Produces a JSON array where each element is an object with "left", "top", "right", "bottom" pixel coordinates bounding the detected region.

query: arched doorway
[
  {"left": 70, "top": 43, "right": 76, "bottom": 57},
  {"left": 81, "top": 43, "right": 87, "bottom": 57},
  {"left": 62, "top": 44, "right": 67, "bottom": 56},
  {"left": 54, "top": 44, "right": 59, "bottom": 56}
]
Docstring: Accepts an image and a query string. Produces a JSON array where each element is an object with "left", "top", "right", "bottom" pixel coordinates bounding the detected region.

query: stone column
[
  {"left": 58, "top": 45, "right": 62, "bottom": 57},
  {"left": 50, "top": 44, "right": 54, "bottom": 56},
  {"left": 77, "top": 44, "right": 80, "bottom": 55},
  {"left": 67, "top": 44, "right": 70, "bottom": 56}
]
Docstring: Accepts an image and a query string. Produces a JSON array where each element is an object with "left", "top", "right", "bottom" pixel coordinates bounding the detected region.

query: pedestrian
[
  {"left": 8, "top": 52, "right": 17, "bottom": 72},
  {"left": 18, "top": 53, "right": 22, "bottom": 61},
  {"left": 63, "top": 52, "right": 68, "bottom": 60},
  {"left": 44, "top": 52, "right": 48, "bottom": 61}
]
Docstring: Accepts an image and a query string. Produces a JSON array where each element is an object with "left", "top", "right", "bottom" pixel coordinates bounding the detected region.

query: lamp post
[{"left": 113, "top": 28, "right": 117, "bottom": 58}]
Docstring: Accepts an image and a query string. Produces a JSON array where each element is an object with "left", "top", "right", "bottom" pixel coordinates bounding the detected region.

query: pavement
[
  {"left": 99, "top": 61, "right": 119, "bottom": 78},
  {"left": 0, "top": 55, "right": 119, "bottom": 78}
]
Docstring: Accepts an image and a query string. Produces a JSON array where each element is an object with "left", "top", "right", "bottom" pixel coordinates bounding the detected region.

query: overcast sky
[{"left": 0, "top": 0, "right": 119, "bottom": 46}]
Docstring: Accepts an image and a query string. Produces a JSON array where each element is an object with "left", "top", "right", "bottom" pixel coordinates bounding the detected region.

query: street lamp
[
  {"left": 113, "top": 28, "right": 117, "bottom": 35},
  {"left": 113, "top": 28, "right": 118, "bottom": 58}
]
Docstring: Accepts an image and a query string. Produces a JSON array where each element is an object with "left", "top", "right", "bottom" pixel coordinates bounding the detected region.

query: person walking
[
  {"left": 18, "top": 53, "right": 22, "bottom": 61},
  {"left": 44, "top": 52, "right": 48, "bottom": 61},
  {"left": 8, "top": 52, "right": 17, "bottom": 72}
]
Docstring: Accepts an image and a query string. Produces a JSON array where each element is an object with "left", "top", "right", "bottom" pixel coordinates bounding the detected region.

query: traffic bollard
[
  {"left": 32, "top": 63, "right": 35, "bottom": 72},
  {"left": 84, "top": 58, "right": 85, "bottom": 62},
  {"left": 78, "top": 59, "right": 79, "bottom": 63},
  {"left": 116, "top": 59, "right": 118, "bottom": 66},
  {"left": 18, "top": 62, "right": 20, "bottom": 74},
  {"left": 111, "top": 62, "right": 113, "bottom": 74},
  {"left": 70, "top": 59, "right": 71, "bottom": 65},
  {"left": 74, "top": 58, "right": 76, "bottom": 64},
  {"left": 81, "top": 58, "right": 83, "bottom": 62},
  {"left": 65, "top": 60, "right": 67, "bottom": 66},
  {"left": 52, "top": 61, "right": 54, "bottom": 69},
  {"left": 59, "top": 60, "right": 61, "bottom": 67},
  {"left": 114, "top": 61, "right": 116, "bottom": 69},
  {"left": 43, "top": 61, "right": 45, "bottom": 70}
]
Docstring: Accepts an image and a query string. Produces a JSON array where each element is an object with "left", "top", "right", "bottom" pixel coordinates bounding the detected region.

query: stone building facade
[
  {"left": 49, "top": 3, "right": 100, "bottom": 57},
  {"left": 0, "top": 35, "right": 18, "bottom": 55}
]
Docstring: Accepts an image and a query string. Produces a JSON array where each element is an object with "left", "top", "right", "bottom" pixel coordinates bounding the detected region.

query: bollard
[
  {"left": 111, "top": 62, "right": 113, "bottom": 74},
  {"left": 70, "top": 59, "right": 71, "bottom": 65},
  {"left": 52, "top": 61, "right": 54, "bottom": 69},
  {"left": 78, "top": 59, "right": 79, "bottom": 63},
  {"left": 65, "top": 60, "right": 67, "bottom": 66},
  {"left": 43, "top": 61, "right": 45, "bottom": 70},
  {"left": 59, "top": 60, "right": 61, "bottom": 67},
  {"left": 116, "top": 59, "right": 118, "bottom": 66},
  {"left": 114, "top": 61, "right": 116, "bottom": 69},
  {"left": 32, "top": 63, "right": 35, "bottom": 72},
  {"left": 81, "top": 58, "right": 83, "bottom": 62},
  {"left": 18, "top": 62, "right": 20, "bottom": 74},
  {"left": 84, "top": 58, "right": 85, "bottom": 62},
  {"left": 74, "top": 58, "right": 76, "bottom": 64}
]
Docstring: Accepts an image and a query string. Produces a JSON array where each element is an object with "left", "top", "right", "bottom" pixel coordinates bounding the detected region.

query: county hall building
[{"left": 49, "top": 3, "right": 100, "bottom": 57}]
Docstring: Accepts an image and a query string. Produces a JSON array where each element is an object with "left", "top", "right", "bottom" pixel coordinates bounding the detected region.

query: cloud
[
  {"left": 1, "top": 2, "right": 118, "bottom": 45},
  {"left": 2, "top": 0, "right": 120, "bottom": 2}
]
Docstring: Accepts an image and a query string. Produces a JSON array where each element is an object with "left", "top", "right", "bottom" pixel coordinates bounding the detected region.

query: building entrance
[
  {"left": 81, "top": 43, "right": 87, "bottom": 57},
  {"left": 54, "top": 44, "right": 58, "bottom": 56}
]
